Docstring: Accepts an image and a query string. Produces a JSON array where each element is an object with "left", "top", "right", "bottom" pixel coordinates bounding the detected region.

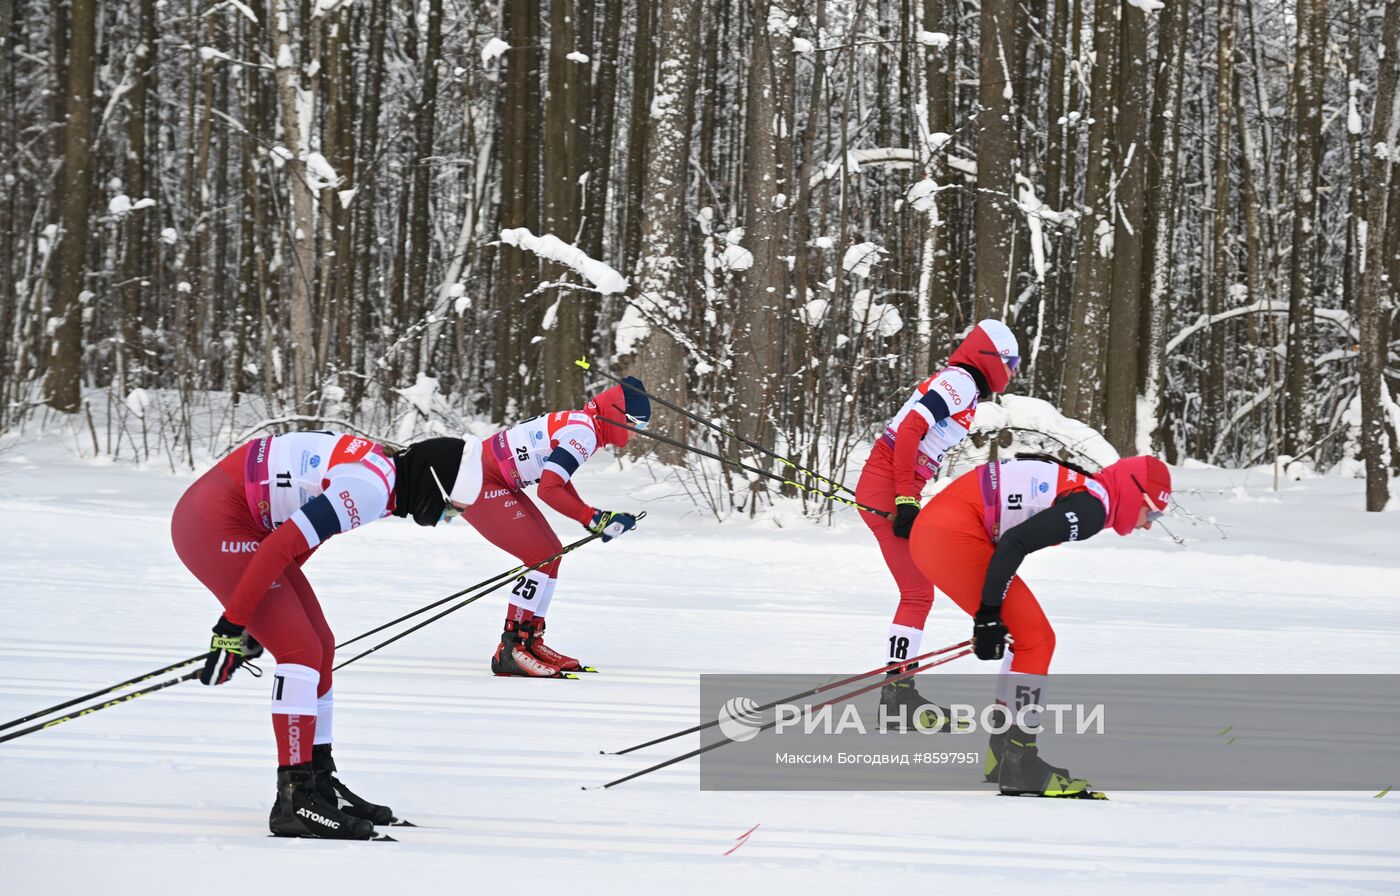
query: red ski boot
[
  {"left": 525, "top": 618, "right": 593, "bottom": 673},
  {"left": 491, "top": 621, "right": 571, "bottom": 678}
]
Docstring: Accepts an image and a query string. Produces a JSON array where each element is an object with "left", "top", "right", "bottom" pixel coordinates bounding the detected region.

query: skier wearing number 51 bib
[
  {"left": 854, "top": 320, "right": 1019, "bottom": 728},
  {"left": 451, "top": 377, "right": 652, "bottom": 678},
  {"left": 907, "top": 453, "right": 1172, "bottom": 797}
]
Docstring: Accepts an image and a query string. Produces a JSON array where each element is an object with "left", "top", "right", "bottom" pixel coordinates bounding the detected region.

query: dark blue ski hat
[{"left": 620, "top": 376, "right": 651, "bottom": 427}]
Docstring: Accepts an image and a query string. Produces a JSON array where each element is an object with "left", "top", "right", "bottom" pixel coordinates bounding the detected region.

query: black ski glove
[
  {"left": 891, "top": 496, "right": 920, "bottom": 539},
  {"left": 198, "top": 616, "right": 264, "bottom": 685},
  {"left": 587, "top": 509, "right": 638, "bottom": 543},
  {"left": 972, "top": 607, "right": 1008, "bottom": 661}
]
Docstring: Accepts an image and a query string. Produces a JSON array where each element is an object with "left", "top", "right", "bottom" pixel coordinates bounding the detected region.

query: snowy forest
[{"left": 2, "top": 0, "right": 1398, "bottom": 511}]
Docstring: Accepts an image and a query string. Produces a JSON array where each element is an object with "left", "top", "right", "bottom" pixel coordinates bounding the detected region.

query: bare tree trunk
[
  {"left": 494, "top": 0, "right": 540, "bottom": 421},
  {"left": 920, "top": 0, "right": 957, "bottom": 368},
  {"left": 1061, "top": 0, "right": 1119, "bottom": 427},
  {"left": 1104, "top": 0, "right": 1152, "bottom": 453},
  {"left": 1283, "top": 0, "right": 1326, "bottom": 455},
  {"left": 621, "top": 0, "right": 656, "bottom": 279},
  {"left": 115, "top": 0, "right": 155, "bottom": 392},
  {"left": 972, "top": 0, "right": 1017, "bottom": 321},
  {"left": 583, "top": 0, "right": 623, "bottom": 264},
  {"left": 625, "top": 0, "right": 702, "bottom": 462},
  {"left": 1202, "top": 0, "right": 1235, "bottom": 457},
  {"left": 1358, "top": 0, "right": 1400, "bottom": 510},
  {"left": 405, "top": 0, "right": 443, "bottom": 378},
  {"left": 44, "top": 0, "right": 96, "bottom": 413},
  {"left": 542, "top": 0, "right": 587, "bottom": 408},
  {"left": 273, "top": 0, "right": 320, "bottom": 412},
  {"left": 734, "top": 0, "right": 793, "bottom": 461}
]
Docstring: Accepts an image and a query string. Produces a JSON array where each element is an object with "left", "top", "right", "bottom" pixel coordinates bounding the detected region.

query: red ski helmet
[
  {"left": 1095, "top": 456, "right": 1172, "bottom": 535},
  {"left": 585, "top": 376, "right": 651, "bottom": 448},
  {"left": 948, "top": 319, "right": 1019, "bottom": 394}
]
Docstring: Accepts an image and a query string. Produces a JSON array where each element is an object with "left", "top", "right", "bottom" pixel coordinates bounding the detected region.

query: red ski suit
[
  {"left": 459, "top": 401, "right": 630, "bottom": 625},
  {"left": 857, "top": 365, "right": 982, "bottom": 630},
  {"left": 172, "top": 432, "right": 397, "bottom": 764}
]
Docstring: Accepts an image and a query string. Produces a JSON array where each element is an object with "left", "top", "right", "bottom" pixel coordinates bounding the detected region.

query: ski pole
[
  {"left": 0, "top": 652, "right": 211, "bottom": 734},
  {"left": 2, "top": 531, "right": 613, "bottom": 737},
  {"left": 576, "top": 357, "right": 857, "bottom": 497},
  {"left": 336, "top": 557, "right": 563, "bottom": 651},
  {"left": 332, "top": 525, "right": 627, "bottom": 671},
  {"left": 0, "top": 669, "right": 203, "bottom": 745},
  {"left": 589, "top": 645, "right": 974, "bottom": 790},
  {"left": 597, "top": 415, "right": 892, "bottom": 519},
  {"left": 602, "top": 639, "right": 972, "bottom": 756}
]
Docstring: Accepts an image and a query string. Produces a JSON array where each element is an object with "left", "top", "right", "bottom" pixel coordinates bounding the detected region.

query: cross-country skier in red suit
[
  {"left": 172, "top": 432, "right": 484, "bottom": 839},
  {"left": 448, "top": 377, "right": 652, "bottom": 678},
  {"left": 853, "top": 319, "right": 1019, "bottom": 724},
  {"left": 908, "top": 453, "right": 1172, "bottom": 797}
]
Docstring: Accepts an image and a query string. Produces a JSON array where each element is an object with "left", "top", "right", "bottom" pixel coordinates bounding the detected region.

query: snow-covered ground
[{"left": 1, "top": 433, "right": 1397, "bottom": 894}]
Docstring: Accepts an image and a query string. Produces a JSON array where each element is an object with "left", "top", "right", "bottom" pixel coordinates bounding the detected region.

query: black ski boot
[
  {"left": 313, "top": 743, "right": 395, "bottom": 826},
  {"left": 996, "top": 727, "right": 1091, "bottom": 797},
  {"left": 983, "top": 705, "right": 1011, "bottom": 782},
  {"left": 269, "top": 763, "right": 376, "bottom": 839},
  {"left": 877, "top": 673, "right": 964, "bottom": 732}
]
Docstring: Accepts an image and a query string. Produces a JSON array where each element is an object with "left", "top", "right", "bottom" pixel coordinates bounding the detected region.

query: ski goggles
[
  {"left": 1131, "top": 474, "right": 1167, "bottom": 522},
  {"left": 979, "top": 350, "right": 1020, "bottom": 371},
  {"left": 430, "top": 466, "right": 464, "bottom": 522}
]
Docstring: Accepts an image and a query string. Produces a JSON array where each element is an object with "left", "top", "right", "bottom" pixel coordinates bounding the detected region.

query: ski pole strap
[
  {"left": 577, "top": 358, "right": 857, "bottom": 497},
  {"left": 0, "top": 669, "right": 203, "bottom": 745},
  {"left": 0, "top": 652, "right": 212, "bottom": 733},
  {"left": 596, "top": 415, "right": 890, "bottom": 519}
]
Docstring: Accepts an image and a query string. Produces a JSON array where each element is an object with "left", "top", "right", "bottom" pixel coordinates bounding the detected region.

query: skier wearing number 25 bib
[
  {"left": 854, "top": 320, "right": 1019, "bottom": 728},
  {"left": 451, "top": 377, "right": 652, "bottom": 678},
  {"left": 171, "top": 430, "right": 485, "bottom": 838},
  {"left": 908, "top": 453, "right": 1172, "bottom": 798}
]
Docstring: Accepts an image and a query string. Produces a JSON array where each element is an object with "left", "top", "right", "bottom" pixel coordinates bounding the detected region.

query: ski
[
  {"left": 999, "top": 789, "right": 1109, "bottom": 800},
  {"left": 389, "top": 819, "right": 417, "bottom": 827},
  {"left": 268, "top": 833, "right": 399, "bottom": 841}
]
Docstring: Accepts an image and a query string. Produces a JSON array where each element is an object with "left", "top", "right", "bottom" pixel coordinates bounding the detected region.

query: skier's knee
[{"left": 1009, "top": 626, "right": 1055, "bottom": 673}]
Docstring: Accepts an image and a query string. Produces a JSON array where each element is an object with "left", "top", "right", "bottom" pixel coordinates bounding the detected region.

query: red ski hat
[
  {"left": 585, "top": 377, "right": 651, "bottom": 448},
  {"left": 1095, "top": 456, "right": 1172, "bottom": 536},
  {"left": 948, "top": 319, "right": 1019, "bottom": 394}
]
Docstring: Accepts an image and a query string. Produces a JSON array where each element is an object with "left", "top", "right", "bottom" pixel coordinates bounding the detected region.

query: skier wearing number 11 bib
[{"left": 447, "top": 377, "right": 652, "bottom": 678}]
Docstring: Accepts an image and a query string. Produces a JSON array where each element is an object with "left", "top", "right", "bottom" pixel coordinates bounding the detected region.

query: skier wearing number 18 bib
[
  {"left": 907, "top": 453, "right": 1172, "bottom": 797},
  {"left": 449, "top": 377, "right": 652, "bottom": 678},
  {"left": 854, "top": 320, "right": 1019, "bottom": 728}
]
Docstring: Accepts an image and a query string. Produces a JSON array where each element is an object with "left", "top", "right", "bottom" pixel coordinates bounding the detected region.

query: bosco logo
[{"left": 339, "top": 490, "right": 362, "bottom": 527}]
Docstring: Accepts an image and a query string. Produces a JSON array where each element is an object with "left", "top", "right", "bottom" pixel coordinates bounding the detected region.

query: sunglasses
[
  {"left": 979, "top": 349, "right": 1020, "bottom": 371},
  {"left": 1131, "top": 474, "right": 1166, "bottom": 521},
  {"left": 430, "top": 466, "right": 463, "bottom": 522},
  {"left": 626, "top": 413, "right": 650, "bottom": 431}
]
